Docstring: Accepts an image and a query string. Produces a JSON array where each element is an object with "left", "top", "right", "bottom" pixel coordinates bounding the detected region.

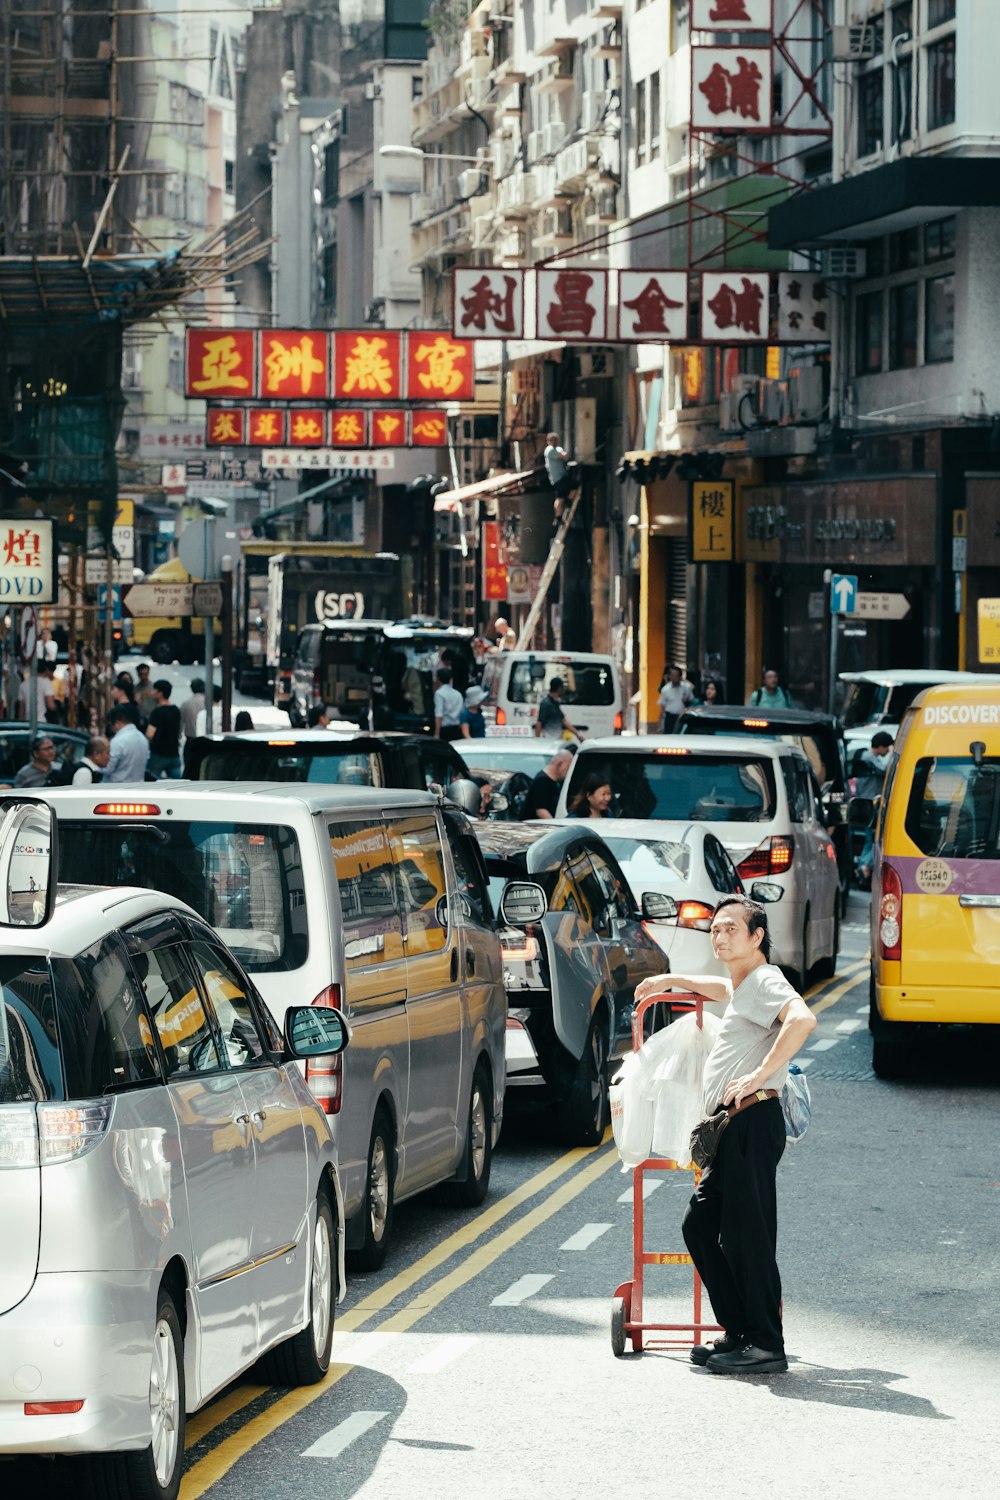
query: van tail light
[
  {"left": 737, "top": 836, "right": 795, "bottom": 881},
  {"left": 878, "top": 862, "right": 902, "bottom": 961},
  {"left": 613, "top": 711, "right": 623, "bottom": 732},
  {"left": 307, "top": 985, "right": 344, "bottom": 1114},
  {"left": 25, "top": 1401, "right": 85, "bottom": 1416},
  {"left": 676, "top": 900, "right": 715, "bottom": 931},
  {"left": 496, "top": 707, "right": 507, "bottom": 726},
  {"left": 0, "top": 1106, "right": 39, "bottom": 1168},
  {"left": 39, "top": 1102, "right": 113, "bottom": 1165},
  {"left": 500, "top": 926, "right": 540, "bottom": 963}
]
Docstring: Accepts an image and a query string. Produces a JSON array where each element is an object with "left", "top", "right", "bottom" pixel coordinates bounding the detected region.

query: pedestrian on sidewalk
[
  {"left": 145, "top": 680, "right": 182, "bottom": 779},
  {"left": 748, "top": 668, "right": 793, "bottom": 710},
  {"left": 658, "top": 664, "right": 694, "bottom": 732},
  {"left": 636, "top": 894, "right": 816, "bottom": 1374}
]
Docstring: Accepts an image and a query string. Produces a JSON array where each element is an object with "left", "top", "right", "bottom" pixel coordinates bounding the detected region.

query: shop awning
[{"left": 432, "top": 467, "right": 538, "bottom": 511}]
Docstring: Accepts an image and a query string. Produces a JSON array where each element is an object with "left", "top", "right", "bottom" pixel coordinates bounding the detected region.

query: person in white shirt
[
  {"left": 105, "top": 707, "right": 151, "bottom": 783},
  {"left": 658, "top": 664, "right": 694, "bottom": 732},
  {"left": 72, "top": 736, "right": 110, "bottom": 785},
  {"left": 194, "top": 685, "right": 223, "bottom": 736},
  {"left": 433, "top": 668, "right": 464, "bottom": 741}
]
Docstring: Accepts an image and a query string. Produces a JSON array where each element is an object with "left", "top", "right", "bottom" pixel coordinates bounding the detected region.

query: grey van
[{"left": 47, "top": 783, "right": 507, "bottom": 1270}]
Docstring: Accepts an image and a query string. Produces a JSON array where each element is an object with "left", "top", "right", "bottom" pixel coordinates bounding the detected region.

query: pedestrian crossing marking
[
  {"left": 618, "top": 1177, "right": 663, "bottom": 1204},
  {"left": 492, "top": 1273, "right": 554, "bottom": 1306},
  {"left": 302, "top": 1410, "right": 388, "bottom": 1459},
  {"left": 406, "top": 1336, "right": 477, "bottom": 1374}
]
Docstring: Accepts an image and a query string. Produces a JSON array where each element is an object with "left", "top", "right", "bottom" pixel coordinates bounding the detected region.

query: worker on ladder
[{"left": 543, "top": 432, "right": 581, "bottom": 520}]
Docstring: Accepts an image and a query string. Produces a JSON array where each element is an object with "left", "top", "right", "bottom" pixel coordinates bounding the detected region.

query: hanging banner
[
  {"left": 333, "top": 330, "right": 403, "bottom": 399},
  {"left": 691, "top": 46, "right": 774, "bottom": 133},
  {"left": 454, "top": 269, "right": 526, "bottom": 338},
  {"left": 536, "top": 268, "right": 609, "bottom": 342},
  {"left": 693, "top": 0, "right": 773, "bottom": 30},
  {"left": 407, "top": 333, "right": 475, "bottom": 400},
  {"left": 776, "top": 272, "right": 831, "bottom": 342},
  {"left": 260, "top": 330, "right": 331, "bottom": 398},
  {"left": 617, "top": 271, "right": 689, "bottom": 341},
  {"left": 482, "top": 520, "right": 507, "bottom": 601},
  {"left": 701, "top": 270, "right": 771, "bottom": 341}
]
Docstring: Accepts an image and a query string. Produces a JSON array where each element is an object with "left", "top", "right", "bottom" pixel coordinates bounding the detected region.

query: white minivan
[
  {"left": 485, "top": 650, "right": 624, "bottom": 739},
  {"left": 47, "top": 783, "right": 509, "bottom": 1271}
]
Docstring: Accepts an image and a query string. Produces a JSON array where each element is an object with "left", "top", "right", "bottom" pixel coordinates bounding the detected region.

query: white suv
[{"left": 556, "top": 735, "right": 840, "bottom": 987}]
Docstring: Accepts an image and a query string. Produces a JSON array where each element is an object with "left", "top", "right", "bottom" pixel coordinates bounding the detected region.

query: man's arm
[{"left": 722, "top": 996, "right": 816, "bottom": 1106}]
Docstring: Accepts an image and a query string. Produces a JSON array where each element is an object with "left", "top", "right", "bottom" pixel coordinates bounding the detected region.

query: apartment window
[
  {"left": 855, "top": 292, "right": 884, "bottom": 376},
  {"left": 671, "top": 0, "right": 689, "bottom": 52},
  {"left": 857, "top": 70, "right": 883, "bottom": 158},
  {"left": 925, "top": 217, "right": 956, "bottom": 261},
  {"left": 889, "top": 227, "right": 920, "bottom": 273},
  {"left": 927, "top": 33, "right": 956, "bottom": 130},
  {"left": 636, "top": 78, "right": 647, "bottom": 163},
  {"left": 892, "top": 2, "right": 913, "bottom": 37},
  {"left": 224, "top": 159, "right": 234, "bottom": 194},
  {"left": 889, "top": 282, "right": 919, "bottom": 369},
  {"left": 925, "top": 274, "right": 955, "bottom": 363},
  {"left": 927, "top": 0, "right": 955, "bottom": 26},
  {"left": 649, "top": 72, "right": 661, "bottom": 159}
]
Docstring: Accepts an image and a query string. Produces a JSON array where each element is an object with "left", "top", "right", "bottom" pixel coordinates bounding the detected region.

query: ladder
[{"left": 514, "top": 489, "right": 581, "bottom": 650}]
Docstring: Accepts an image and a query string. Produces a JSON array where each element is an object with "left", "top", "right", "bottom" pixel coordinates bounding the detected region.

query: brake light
[
  {"left": 655, "top": 747, "right": 689, "bottom": 755},
  {"left": 878, "top": 863, "right": 902, "bottom": 961},
  {"left": 613, "top": 711, "right": 623, "bottom": 732},
  {"left": 93, "top": 803, "right": 161, "bottom": 817},
  {"left": 500, "top": 928, "right": 540, "bottom": 963},
  {"left": 676, "top": 900, "right": 715, "bottom": 931},
  {"left": 742, "top": 718, "right": 769, "bottom": 728},
  {"left": 38, "top": 1101, "right": 113, "bottom": 1165},
  {"left": 25, "top": 1401, "right": 85, "bottom": 1416},
  {"left": 737, "top": 836, "right": 795, "bottom": 880},
  {"left": 307, "top": 985, "right": 344, "bottom": 1114},
  {"left": 496, "top": 707, "right": 507, "bottom": 726}
]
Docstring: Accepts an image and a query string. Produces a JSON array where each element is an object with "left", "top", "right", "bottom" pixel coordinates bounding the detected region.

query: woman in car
[{"left": 567, "top": 773, "right": 613, "bottom": 820}]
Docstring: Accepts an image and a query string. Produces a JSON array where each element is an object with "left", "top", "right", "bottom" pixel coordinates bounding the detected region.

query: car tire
[
  {"left": 446, "top": 1063, "right": 493, "bottom": 1208},
  {"left": 557, "top": 1008, "right": 610, "bottom": 1147},
  {"left": 813, "top": 907, "right": 839, "bottom": 982},
  {"left": 79, "top": 1286, "right": 186, "bottom": 1500},
  {"left": 150, "top": 632, "right": 180, "bottom": 666},
  {"left": 349, "top": 1108, "right": 394, "bottom": 1272},
  {"left": 870, "top": 981, "right": 910, "bottom": 1079},
  {"left": 260, "top": 1195, "right": 336, "bottom": 1385}
]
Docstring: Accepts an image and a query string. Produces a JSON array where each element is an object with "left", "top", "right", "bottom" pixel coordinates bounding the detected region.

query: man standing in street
[
  {"left": 180, "top": 677, "right": 205, "bottom": 742},
  {"left": 133, "top": 662, "right": 157, "bottom": 727},
  {"left": 534, "top": 677, "right": 581, "bottom": 741},
  {"left": 658, "top": 664, "right": 694, "bottom": 732},
  {"left": 146, "top": 680, "right": 182, "bottom": 779},
  {"left": 748, "top": 668, "right": 793, "bottom": 710},
  {"left": 636, "top": 895, "right": 816, "bottom": 1374},
  {"left": 105, "top": 705, "right": 151, "bottom": 783},
  {"left": 433, "top": 667, "right": 465, "bottom": 741},
  {"left": 522, "top": 744, "right": 575, "bottom": 819}
]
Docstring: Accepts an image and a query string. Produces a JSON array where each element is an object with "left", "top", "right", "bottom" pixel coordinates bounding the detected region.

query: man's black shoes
[
  {"left": 689, "top": 1334, "right": 743, "bottom": 1367},
  {"left": 706, "top": 1343, "right": 788, "bottom": 1375}
]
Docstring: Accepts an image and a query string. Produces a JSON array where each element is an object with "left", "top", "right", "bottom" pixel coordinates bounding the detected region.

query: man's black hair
[
  {"left": 714, "top": 894, "right": 771, "bottom": 961},
  {"left": 870, "top": 731, "right": 893, "bottom": 750},
  {"left": 153, "top": 679, "right": 172, "bottom": 698}
]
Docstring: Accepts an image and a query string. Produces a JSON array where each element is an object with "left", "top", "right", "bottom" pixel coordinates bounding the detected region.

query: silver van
[{"left": 47, "top": 783, "right": 507, "bottom": 1269}]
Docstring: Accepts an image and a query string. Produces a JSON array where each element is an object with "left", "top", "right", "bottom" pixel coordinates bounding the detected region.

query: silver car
[{"left": 0, "top": 798, "right": 349, "bottom": 1500}]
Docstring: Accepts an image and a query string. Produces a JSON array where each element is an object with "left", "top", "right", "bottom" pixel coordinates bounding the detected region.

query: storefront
[{"left": 964, "top": 475, "right": 1000, "bottom": 673}]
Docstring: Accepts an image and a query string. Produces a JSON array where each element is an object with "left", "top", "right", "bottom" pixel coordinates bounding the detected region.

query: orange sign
[
  {"left": 206, "top": 407, "right": 246, "bottom": 446},
  {"left": 334, "top": 331, "right": 402, "bottom": 399},
  {"left": 482, "top": 520, "right": 507, "bottom": 601},
  {"left": 247, "top": 408, "right": 285, "bottom": 446},
  {"left": 261, "top": 331, "right": 330, "bottom": 398},
  {"left": 410, "top": 412, "right": 448, "bottom": 448},
  {"left": 370, "top": 409, "right": 407, "bottom": 447},
  {"left": 329, "top": 410, "right": 369, "bottom": 447},
  {"left": 287, "top": 409, "right": 327, "bottom": 446},
  {"left": 186, "top": 330, "right": 254, "bottom": 397},
  {"left": 407, "top": 334, "right": 473, "bottom": 400}
]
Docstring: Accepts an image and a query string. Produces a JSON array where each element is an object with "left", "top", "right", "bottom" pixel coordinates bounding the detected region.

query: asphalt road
[{"left": 10, "top": 892, "right": 1000, "bottom": 1500}]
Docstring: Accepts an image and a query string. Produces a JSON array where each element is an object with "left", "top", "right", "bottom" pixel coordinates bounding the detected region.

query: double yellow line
[
  {"left": 805, "top": 954, "right": 870, "bottom": 1016},
  {"left": 180, "top": 1135, "right": 617, "bottom": 1498}
]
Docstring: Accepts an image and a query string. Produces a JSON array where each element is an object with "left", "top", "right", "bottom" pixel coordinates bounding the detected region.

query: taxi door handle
[
  {"left": 234, "top": 1113, "right": 251, "bottom": 1127},
  {"left": 466, "top": 947, "right": 475, "bottom": 976},
  {"left": 450, "top": 949, "right": 459, "bottom": 982},
  {"left": 252, "top": 1110, "right": 267, "bottom": 1123}
]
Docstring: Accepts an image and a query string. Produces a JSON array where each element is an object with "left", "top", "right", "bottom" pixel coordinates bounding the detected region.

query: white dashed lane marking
[
  {"left": 560, "top": 1223, "right": 612, "bottom": 1251},
  {"left": 835, "top": 1018, "right": 865, "bottom": 1034},
  {"left": 302, "top": 1411, "right": 388, "bottom": 1459},
  {"left": 406, "top": 1336, "right": 477, "bottom": 1375},
  {"left": 808, "top": 1038, "right": 839, "bottom": 1052},
  {"left": 492, "top": 1274, "right": 554, "bottom": 1306},
  {"left": 618, "top": 1177, "right": 663, "bottom": 1204}
]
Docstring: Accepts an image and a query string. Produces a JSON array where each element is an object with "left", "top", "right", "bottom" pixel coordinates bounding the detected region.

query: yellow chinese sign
[
  {"left": 978, "top": 598, "right": 1000, "bottom": 664},
  {"left": 691, "top": 480, "right": 734, "bottom": 562}
]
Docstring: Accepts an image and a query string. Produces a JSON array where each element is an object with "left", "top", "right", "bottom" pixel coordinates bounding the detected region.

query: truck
[{"left": 127, "top": 544, "right": 408, "bottom": 709}]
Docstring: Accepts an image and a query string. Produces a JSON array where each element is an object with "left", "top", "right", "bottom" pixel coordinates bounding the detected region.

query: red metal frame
[{"left": 611, "top": 992, "right": 723, "bottom": 1355}]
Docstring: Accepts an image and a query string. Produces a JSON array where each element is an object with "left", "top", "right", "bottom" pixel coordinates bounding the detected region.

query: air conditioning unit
[
  {"left": 788, "top": 366, "right": 825, "bottom": 423},
  {"left": 458, "top": 166, "right": 485, "bottom": 197},
  {"left": 754, "top": 378, "right": 789, "bottom": 426},
  {"left": 497, "top": 171, "right": 534, "bottom": 214},
  {"left": 821, "top": 245, "right": 868, "bottom": 279},
  {"left": 527, "top": 129, "right": 544, "bottom": 162},
  {"left": 720, "top": 374, "right": 761, "bottom": 431},
  {"left": 581, "top": 89, "right": 606, "bottom": 133},
  {"left": 363, "top": 299, "right": 385, "bottom": 324},
  {"left": 468, "top": 76, "right": 492, "bottom": 108},
  {"left": 555, "top": 137, "right": 593, "bottom": 188},
  {"left": 461, "top": 29, "right": 489, "bottom": 64},
  {"left": 491, "top": 137, "right": 516, "bottom": 176},
  {"left": 831, "top": 24, "right": 877, "bottom": 61},
  {"left": 497, "top": 226, "right": 527, "bottom": 261},
  {"left": 543, "top": 119, "right": 566, "bottom": 155},
  {"left": 471, "top": 216, "right": 493, "bottom": 249},
  {"left": 536, "top": 204, "right": 573, "bottom": 245}
]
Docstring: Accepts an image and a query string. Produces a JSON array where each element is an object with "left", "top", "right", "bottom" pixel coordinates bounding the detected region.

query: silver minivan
[{"left": 47, "top": 783, "right": 507, "bottom": 1269}]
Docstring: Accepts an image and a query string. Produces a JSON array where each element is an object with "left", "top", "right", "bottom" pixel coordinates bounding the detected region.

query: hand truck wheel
[{"left": 610, "top": 1296, "right": 626, "bottom": 1357}]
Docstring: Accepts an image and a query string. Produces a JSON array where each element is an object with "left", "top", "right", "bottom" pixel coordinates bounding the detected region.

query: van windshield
[
  {"left": 843, "top": 681, "right": 927, "bottom": 728},
  {"left": 57, "top": 821, "right": 309, "bottom": 970},
  {"left": 198, "top": 747, "right": 377, "bottom": 785},
  {"left": 904, "top": 757, "right": 1000, "bottom": 858},
  {"left": 566, "top": 754, "right": 776, "bottom": 822},
  {"left": 378, "top": 638, "right": 474, "bottom": 718},
  {"left": 508, "top": 661, "right": 615, "bottom": 706}
]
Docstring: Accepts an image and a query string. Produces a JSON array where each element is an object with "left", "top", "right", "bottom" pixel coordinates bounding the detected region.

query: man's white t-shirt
[
  {"left": 434, "top": 683, "right": 464, "bottom": 727},
  {"left": 701, "top": 963, "right": 798, "bottom": 1113}
]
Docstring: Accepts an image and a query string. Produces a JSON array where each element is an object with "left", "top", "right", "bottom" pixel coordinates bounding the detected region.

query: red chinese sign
[
  {"left": 247, "top": 408, "right": 285, "bottom": 446},
  {"left": 206, "top": 407, "right": 247, "bottom": 446},
  {"left": 288, "top": 409, "right": 328, "bottom": 446},
  {"left": 617, "top": 271, "right": 688, "bottom": 341},
  {"left": 693, "top": 0, "right": 771, "bottom": 29},
  {"left": 407, "top": 334, "right": 474, "bottom": 400},
  {"left": 482, "top": 520, "right": 507, "bottom": 602},
  {"left": 536, "top": 268, "right": 608, "bottom": 342},
  {"left": 691, "top": 47, "right": 773, "bottom": 132},
  {"left": 333, "top": 331, "right": 403, "bottom": 399},
  {"left": 777, "top": 272, "right": 830, "bottom": 342},
  {"left": 329, "top": 410, "right": 370, "bottom": 448},
  {"left": 701, "top": 271, "right": 770, "bottom": 340},
  {"left": 454, "top": 269, "right": 525, "bottom": 338},
  {"left": 370, "top": 409, "right": 407, "bottom": 447},
  {"left": 410, "top": 412, "right": 448, "bottom": 447},
  {"left": 186, "top": 330, "right": 254, "bottom": 397},
  {"left": 261, "top": 331, "right": 330, "bottom": 398},
  {"left": 0, "top": 519, "right": 55, "bottom": 604}
]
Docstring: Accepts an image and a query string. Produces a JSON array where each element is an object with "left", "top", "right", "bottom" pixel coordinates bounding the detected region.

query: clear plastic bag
[
  {"left": 781, "top": 1063, "right": 811, "bottom": 1144},
  {"left": 610, "top": 1010, "right": 721, "bottom": 1169}
]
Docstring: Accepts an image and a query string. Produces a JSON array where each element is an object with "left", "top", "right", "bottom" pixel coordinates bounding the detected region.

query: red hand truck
[{"left": 610, "top": 991, "right": 722, "bottom": 1356}]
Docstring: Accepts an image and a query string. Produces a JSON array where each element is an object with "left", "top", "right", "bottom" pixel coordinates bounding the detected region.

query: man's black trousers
[{"left": 682, "top": 1098, "right": 786, "bottom": 1352}]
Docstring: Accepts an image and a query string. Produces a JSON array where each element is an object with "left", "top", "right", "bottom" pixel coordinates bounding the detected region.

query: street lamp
[{"left": 379, "top": 145, "right": 488, "bottom": 165}]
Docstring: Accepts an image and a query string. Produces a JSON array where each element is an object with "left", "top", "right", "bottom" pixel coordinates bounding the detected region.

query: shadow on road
[{"left": 769, "top": 1362, "right": 952, "bottom": 1420}]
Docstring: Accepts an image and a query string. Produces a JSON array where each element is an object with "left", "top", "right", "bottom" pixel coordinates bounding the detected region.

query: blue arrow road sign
[
  {"left": 98, "top": 584, "right": 122, "bottom": 622},
  {"left": 831, "top": 573, "right": 858, "bottom": 615}
]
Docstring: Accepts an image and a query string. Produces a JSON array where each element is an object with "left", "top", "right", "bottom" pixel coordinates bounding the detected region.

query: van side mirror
[
  {"left": 0, "top": 796, "right": 56, "bottom": 927},
  {"left": 848, "top": 796, "right": 876, "bottom": 829},
  {"left": 641, "top": 891, "right": 678, "bottom": 921},
  {"left": 500, "top": 881, "right": 547, "bottom": 925},
  {"left": 750, "top": 881, "right": 784, "bottom": 903},
  {"left": 284, "top": 1005, "right": 351, "bottom": 1059}
]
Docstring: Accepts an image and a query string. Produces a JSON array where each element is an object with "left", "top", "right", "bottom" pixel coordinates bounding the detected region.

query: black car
[
  {"left": 678, "top": 703, "right": 852, "bottom": 910},
  {"left": 0, "top": 722, "right": 89, "bottom": 786},
  {"left": 186, "top": 728, "right": 471, "bottom": 792},
  {"left": 475, "top": 822, "right": 668, "bottom": 1146}
]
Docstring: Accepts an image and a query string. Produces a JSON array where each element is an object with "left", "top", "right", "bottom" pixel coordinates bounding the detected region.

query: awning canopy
[{"left": 432, "top": 467, "right": 538, "bottom": 511}]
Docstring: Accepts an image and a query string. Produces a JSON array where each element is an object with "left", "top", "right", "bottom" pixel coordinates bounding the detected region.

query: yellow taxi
[{"left": 867, "top": 682, "right": 1000, "bottom": 1076}]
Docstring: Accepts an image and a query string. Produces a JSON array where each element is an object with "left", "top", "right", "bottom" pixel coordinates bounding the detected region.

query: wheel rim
[
  {"left": 589, "top": 1024, "right": 609, "bottom": 1131},
  {"left": 369, "top": 1133, "right": 389, "bottom": 1244},
  {"left": 149, "top": 1315, "right": 180, "bottom": 1488},
  {"left": 469, "top": 1082, "right": 487, "bottom": 1182},
  {"left": 310, "top": 1212, "right": 333, "bottom": 1359}
]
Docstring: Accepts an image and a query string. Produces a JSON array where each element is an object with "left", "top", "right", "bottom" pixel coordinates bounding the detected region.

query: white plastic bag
[
  {"left": 782, "top": 1063, "right": 811, "bottom": 1144},
  {"left": 610, "top": 1011, "right": 721, "bottom": 1169}
]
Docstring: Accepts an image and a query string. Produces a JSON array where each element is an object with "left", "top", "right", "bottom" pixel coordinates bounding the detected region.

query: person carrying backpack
[
  {"left": 69, "top": 736, "right": 110, "bottom": 785},
  {"left": 747, "top": 668, "right": 793, "bottom": 710}
]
